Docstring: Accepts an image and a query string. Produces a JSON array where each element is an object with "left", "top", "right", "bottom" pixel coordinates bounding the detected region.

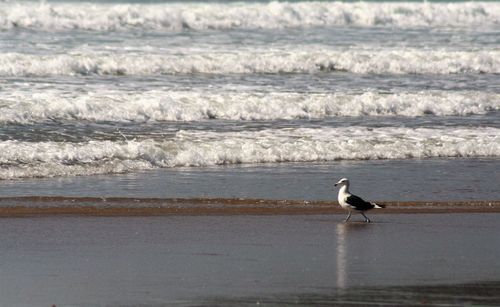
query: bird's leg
[
  {"left": 361, "top": 212, "right": 371, "bottom": 223},
  {"left": 344, "top": 211, "right": 352, "bottom": 222}
]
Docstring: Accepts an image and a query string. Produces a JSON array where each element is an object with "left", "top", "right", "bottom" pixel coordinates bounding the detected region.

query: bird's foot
[{"left": 361, "top": 212, "right": 370, "bottom": 223}]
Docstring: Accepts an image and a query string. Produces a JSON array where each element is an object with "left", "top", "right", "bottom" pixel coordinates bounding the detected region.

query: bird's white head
[{"left": 334, "top": 178, "right": 350, "bottom": 188}]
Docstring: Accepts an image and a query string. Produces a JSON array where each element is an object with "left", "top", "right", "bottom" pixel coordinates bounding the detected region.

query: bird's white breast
[{"left": 338, "top": 191, "right": 353, "bottom": 210}]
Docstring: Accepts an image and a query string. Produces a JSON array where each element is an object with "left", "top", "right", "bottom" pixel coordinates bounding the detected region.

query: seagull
[{"left": 334, "top": 178, "right": 384, "bottom": 223}]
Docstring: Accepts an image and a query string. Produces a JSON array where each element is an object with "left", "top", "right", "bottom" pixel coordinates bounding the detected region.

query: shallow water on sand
[
  {"left": 1, "top": 213, "right": 499, "bottom": 306},
  {"left": 0, "top": 158, "right": 498, "bottom": 201}
]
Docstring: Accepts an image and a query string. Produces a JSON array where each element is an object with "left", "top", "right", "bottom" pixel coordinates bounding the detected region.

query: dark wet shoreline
[
  {"left": 199, "top": 281, "right": 500, "bottom": 306},
  {"left": 0, "top": 197, "right": 498, "bottom": 217},
  {"left": 2, "top": 214, "right": 500, "bottom": 306}
]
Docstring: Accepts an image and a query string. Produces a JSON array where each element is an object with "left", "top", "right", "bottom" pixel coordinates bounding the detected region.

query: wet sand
[
  {"left": 1, "top": 213, "right": 500, "bottom": 306},
  {"left": 0, "top": 197, "right": 498, "bottom": 217},
  {"left": 0, "top": 159, "right": 498, "bottom": 305}
]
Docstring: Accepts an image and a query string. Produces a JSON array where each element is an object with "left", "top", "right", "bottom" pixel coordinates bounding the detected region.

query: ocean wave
[
  {"left": 1, "top": 49, "right": 499, "bottom": 76},
  {"left": 1, "top": 90, "right": 498, "bottom": 123},
  {"left": 1, "top": 2, "right": 499, "bottom": 31},
  {"left": 0, "top": 126, "right": 498, "bottom": 179}
]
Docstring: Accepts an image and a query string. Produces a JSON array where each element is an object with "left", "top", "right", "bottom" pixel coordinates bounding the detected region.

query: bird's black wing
[{"left": 345, "top": 194, "right": 374, "bottom": 211}]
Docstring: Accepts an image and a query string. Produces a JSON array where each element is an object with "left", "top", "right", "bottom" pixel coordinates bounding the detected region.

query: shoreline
[
  {"left": 0, "top": 197, "right": 498, "bottom": 217},
  {"left": 1, "top": 211, "right": 500, "bottom": 306}
]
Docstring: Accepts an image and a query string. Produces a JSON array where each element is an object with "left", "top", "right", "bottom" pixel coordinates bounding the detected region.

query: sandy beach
[
  {"left": 0, "top": 197, "right": 499, "bottom": 217},
  {"left": 1, "top": 213, "right": 500, "bottom": 306},
  {"left": 0, "top": 159, "right": 498, "bottom": 305}
]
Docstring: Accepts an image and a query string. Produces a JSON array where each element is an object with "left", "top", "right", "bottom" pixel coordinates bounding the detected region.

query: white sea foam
[
  {"left": 1, "top": 49, "right": 499, "bottom": 76},
  {"left": 1, "top": 2, "right": 499, "bottom": 31},
  {"left": 0, "top": 126, "right": 498, "bottom": 179},
  {"left": 1, "top": 90, "right": 498, "bottom": 123}
]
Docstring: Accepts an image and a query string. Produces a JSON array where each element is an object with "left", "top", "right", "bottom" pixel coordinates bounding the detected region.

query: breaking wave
[
  {"left": 1, "top": 2, "right": 499, "bottom": 31},
  {"left": 2, "top": 49, "right": 499, "bottom": 76},
  {"left": 0, "top": 126, "right": 498, "bottom": 179},
  {"left": 1, "top": 90, "right": 498, "bottom": 123}
]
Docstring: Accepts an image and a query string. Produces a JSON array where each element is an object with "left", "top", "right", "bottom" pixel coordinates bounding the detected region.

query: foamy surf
[
  {"left": 1, "top": 90, "right": 498, "bottom": 123},
  {"left": 2, "top": 49, "right": 498, "bottom": 76},
  {"left": 1, "top": 0, "right": 498, "bottom": 183},
  {"left": 1, "top": 2, "right": 499, "bottom": 31},
  {"left": 0, "top": 127, "right": 498, "bottom": 179}
]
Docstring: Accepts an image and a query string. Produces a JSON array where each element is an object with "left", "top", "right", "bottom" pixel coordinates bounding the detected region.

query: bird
[{"left": 334, "top": 178, "right": 384, "bottom": 223}]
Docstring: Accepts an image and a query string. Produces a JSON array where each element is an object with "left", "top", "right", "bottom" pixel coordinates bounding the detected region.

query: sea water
[{"left": 0, "top": 0, "right": 499, "bottom": 194}]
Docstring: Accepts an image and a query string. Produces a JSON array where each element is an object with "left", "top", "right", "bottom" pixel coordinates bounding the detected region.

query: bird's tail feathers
[{"left": 371, "top": 202, "right": 385, "bottom": 209}]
